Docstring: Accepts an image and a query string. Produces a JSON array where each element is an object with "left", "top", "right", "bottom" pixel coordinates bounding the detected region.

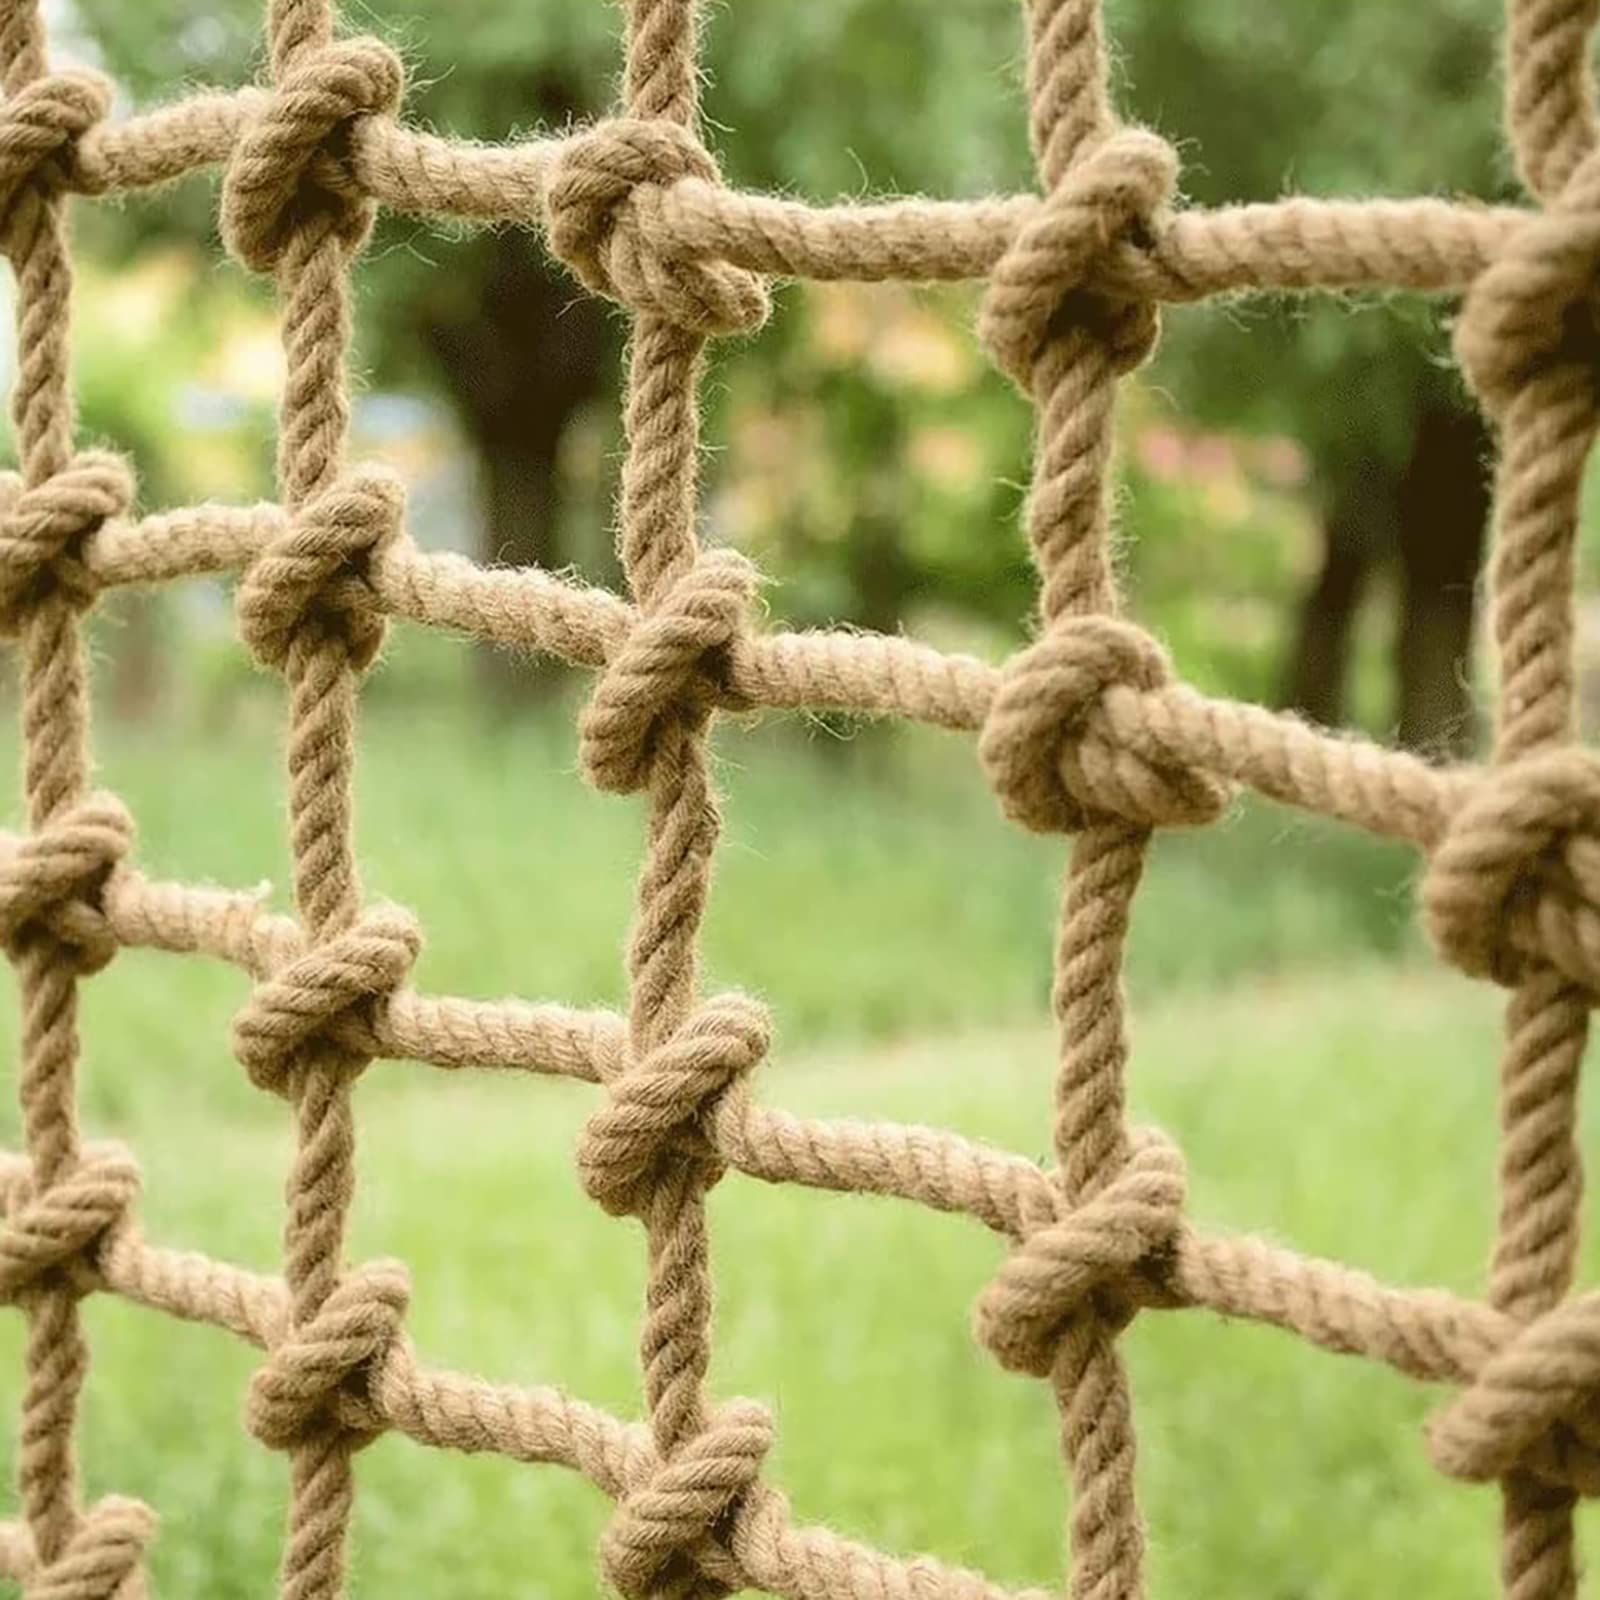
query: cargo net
[{"left": 0, "top": 0, "right": 1597, "bottom": 1595}]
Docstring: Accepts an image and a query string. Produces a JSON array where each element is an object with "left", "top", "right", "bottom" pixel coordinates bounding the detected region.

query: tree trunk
[
  {"left": 469, "top": 419, "right": 565, "bottom": 702},
  {"left": 1282, "top": 473, "right": 1388, "bottom": 730},
  {"left": 101, "top": 591, "right": 165, "bottom": 721},
  {"left": 1394, "top": 400, "right": 1490, "bottom": 758},
  {"left": 847, "top": 510, "right": 917, "bottom": 637},
  {"left": 418, "top": 225, "right": 615, "bottom": 704}
]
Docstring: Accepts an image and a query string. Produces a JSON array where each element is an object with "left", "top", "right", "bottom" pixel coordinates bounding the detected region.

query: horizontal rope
[
  {"left": 0, "top": 1146, "right": 1543, "bottom": 1421},
  {"left": 64, "top": 86, "right": 1526, "bottom": 296},
  {"left": 65, "top": 497, "right": 1474, "bottom": 827}
]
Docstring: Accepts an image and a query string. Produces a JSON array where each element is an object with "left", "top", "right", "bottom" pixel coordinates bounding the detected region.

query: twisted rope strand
[
  {"left": 569, "top": 9, "right": 785, "bottom": 1595},
  {"left": 214, "top": 3, "right": 418, "bottom": 1594},
  {"left": 1453, "top": 6, "right": 1600, "bottom": 1592},
  {"left": 1, "top": 2, "right": 153, "bottom": 1591}
]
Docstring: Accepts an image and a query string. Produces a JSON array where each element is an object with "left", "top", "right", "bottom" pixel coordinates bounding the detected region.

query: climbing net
[{"left": 0, "top": 0, "right": 1596, "bottom": 1594}]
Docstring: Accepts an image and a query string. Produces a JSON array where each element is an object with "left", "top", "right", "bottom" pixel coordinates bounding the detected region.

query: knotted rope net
[{"left": 0, "top": 0, "right": 1596, "bottom": 1594}]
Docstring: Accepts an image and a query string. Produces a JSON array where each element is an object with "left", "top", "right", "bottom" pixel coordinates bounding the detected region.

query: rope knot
[
  {"left": 0, "top": 70, "right": 111, "bottom": 243},
  {"left": 577, "top": 993, "right": 770, "bottom": 1218},
  {"left": 1456, "top": 145, "right": 1600, "bottom": 417},
  {"left": 973, "top": 1128, "right": 1186, "bottom": 1378},
  {"left": 0, "top": 1143, "right": 139, "bottom": 1304},
  {"left": 978, "top": 127, "right": 1176, "bottom": 392},
  {"left": 245, "top": 1259, "right": 410, "bottom": 1450},
  {"left": 1427, "top": 1291, "right": 1600, "bottom": 1495},
  {"left": 980, "top": 615, "right": 1229, "bottom": 833},
  {"left": 232, "top": 904, "right": 420, "bottom": 1095},
  {"left": 0, "top": 793, "right": 134, "bottom": 975},
  {"left": 236, "top": 468, "right": 403, "bottom": 671},
  {"left": 221, "top": 36, "right": 403, "bottom": 273},
  {"left": 0, "top": 453, "right": 132, "bottom": 635},
  {"left": 579, "top": 549, "right": 759, "bottom": 796},
  {"left": 15, "top": 1494, "right": 155, "bottom": 1600},
  {"left": 600, "top": 1399, "right": 772, "bottom": 1600},
  {"left": 547, "top": 119, "right": 770, "bottom": 337},
  {"left": 1422, "top": 749, "right": 1600, "bottom": 990}
]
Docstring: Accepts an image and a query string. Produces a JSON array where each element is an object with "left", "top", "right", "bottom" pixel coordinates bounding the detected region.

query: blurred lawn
[
  {"left": 7, "top": 638, "right": 1422, "bottom": 1092},
  {"left": 2, "top": 667, "right": 1593, "bottom": 1596},
  {"left": 3, "top": 970, "right": 1596, "bottom": 1596}
]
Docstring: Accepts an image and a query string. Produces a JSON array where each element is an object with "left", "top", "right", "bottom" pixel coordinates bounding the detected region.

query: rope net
[{"left": 0, "top": 0, "right": 1595, "bottom": 1594}]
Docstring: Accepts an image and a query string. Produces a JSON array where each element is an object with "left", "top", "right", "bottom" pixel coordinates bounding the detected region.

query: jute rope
[{"left": 0, "top": 0, "right": 1596, "bottom": 1594}]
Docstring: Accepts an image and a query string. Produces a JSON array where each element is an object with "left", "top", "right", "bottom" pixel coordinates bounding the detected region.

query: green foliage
[
  {"left": 714, "top": 282, "right": 1034, "bottom": 635},
  {"left": 63, "top": 251, "right": 277, "bottom": 505},
  {"left": 71, "top": 0, "right": 1520, "bottom": 450},
  {"left": 1118, "top": 393, "right": 1320, "bottom": 703},
  {"left": 66, "top": 0, "right": 1527, "bottom": 699},
  {"left": 1112, "top": 0, "right": 1505, "bottom": 471},
  {"left": 78, "top": 0, "right": 1029, "bottom": 188}
]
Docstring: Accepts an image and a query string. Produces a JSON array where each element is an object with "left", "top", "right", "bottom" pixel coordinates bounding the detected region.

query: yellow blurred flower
[
  {"left": 806, "top": 282, "right": 977, "bottom": 394},
  {"left": 908, "top": 423, "right": 984, "bottom": 493},
  {"left": 807, "top": 282, "right": 875, "bottom": 364},
  {"left": 866, "top": 301, "right": 974, "bottom": 394}
]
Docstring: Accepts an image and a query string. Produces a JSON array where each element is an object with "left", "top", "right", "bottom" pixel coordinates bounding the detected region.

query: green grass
[
  {"left": 2, "top": 971, "right": 1595, "bottom": 1596},
  {"left": 4, "top": 631, "right": 1419, "bottom": 1100},
  {"left": 2, "top": 661, "right": 1577, "bottom": 1596}
]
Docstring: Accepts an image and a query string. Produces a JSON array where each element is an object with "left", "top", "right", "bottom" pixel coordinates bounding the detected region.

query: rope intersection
[{"left": 0, "top": 0, "right": 1597, "bottom": 1594}]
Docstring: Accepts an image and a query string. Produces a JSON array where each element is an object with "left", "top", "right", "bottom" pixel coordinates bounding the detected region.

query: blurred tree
[
  {"left": 77, "top": 1, "right": 622, "bottom": 698},
  {"left": 75, "top": 0, "right": 1029, "bottom": 697},
  {"left": 715, "top": 283, "right": 1036, "bottom": 643},
  {"left": 60, "top": 249, "right": 277, "bottom": 715},
  {"left": 73, "top": 0, "right": 1513, "bottom": 744},
  {"left": 1113, "top": 0, "right": 1505, "bottom": 751}
]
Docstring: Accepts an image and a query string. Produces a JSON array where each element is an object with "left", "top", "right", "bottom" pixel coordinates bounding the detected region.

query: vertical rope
[
  {"left": 1026, "top": 0, "right": 1113, "bottom": 193},
  {"left": 1506, "top": 0, "right": 1600, "bottom": 199},
  {"left": 614, "top": 3, "right": 726, "bottom": 1576},
  {"left": 4, "top": 0, "right": 94, "bottom": 1579},
  {"left": 1019, "top": 0, "right": 1119, "bottom": 630},
  {"left": 253, "top": 3, "right": 373, "bottom": 1596},
  {"left": 1008, "top": 5, "right": 1158, "bottom": 1596},
  {"left": 1470, "top": 5, "right": 1597, "bottom": 1594}
]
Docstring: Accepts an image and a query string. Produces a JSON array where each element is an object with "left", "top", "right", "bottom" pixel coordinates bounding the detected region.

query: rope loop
[
  {"left": 1455, "top": 143, "right": 1600, "bottom": 417},
  {"left": 0, "top": 1143, "right": 139, "bottom": 1304},
  {"left": 577, "top": 993, "right": 770, "bottom": 1218},
  {"left": 1427, "top": 1290, "right": 1600, "bottom": 1496},
  {"left": 231, "top": 903, "right": 420, "bottom": 1095},
  {"left": 980, "top": 615, "right": 1230, "bottom": 833},
  {"left": 220, "top": 35, "right": 403, "bottom": 274},
  {"left": 13, "top": 1494, "right": 155, "bottom": 1600},
  {"left": 973, "top": 1128, "right": 1186, "bottom": 1378},
  {"left": 546, "top": 119, "right": 770, "bottom": 337},
  {"left": 0, "top": 69, "right": 111, "bottom": 246},
  {"left": 978, "top": 126, "right": 1176, "bottom": 392},
  {"left": 0, "top": 453, "right": 133, "bottom": 636},
  {"left": 0, "top": 792, "right": 134, "bottom": 976},
  {"left": 1422, "top": 747, "right": 1600, "bottom": 990},
  {"left": 235, "top": 468, "right": 404, "bottom": 672},
  {"left": 600, "top": 1398, "right": 772, "bottom": 1600},
  {"left": 578, "top": 548, "right": 759, "bottom": 796},
  {"left": 245, "top": 1259, "right": 410, "bottom": 1450}
]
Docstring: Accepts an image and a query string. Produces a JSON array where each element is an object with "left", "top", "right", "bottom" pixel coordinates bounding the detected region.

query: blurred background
[{"left": 2, "top": 0, "right": 1598, "bottom": 1594}]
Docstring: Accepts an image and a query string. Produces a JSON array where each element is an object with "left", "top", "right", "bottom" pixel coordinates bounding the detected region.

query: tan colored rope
[{"left": 1, "top": 0, "right": 1598, "bottom": 1594}]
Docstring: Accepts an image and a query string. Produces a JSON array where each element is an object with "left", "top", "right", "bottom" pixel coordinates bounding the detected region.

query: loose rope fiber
[{"left": 0, "top": 0, "right": 1595, "bottom": 1594}]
